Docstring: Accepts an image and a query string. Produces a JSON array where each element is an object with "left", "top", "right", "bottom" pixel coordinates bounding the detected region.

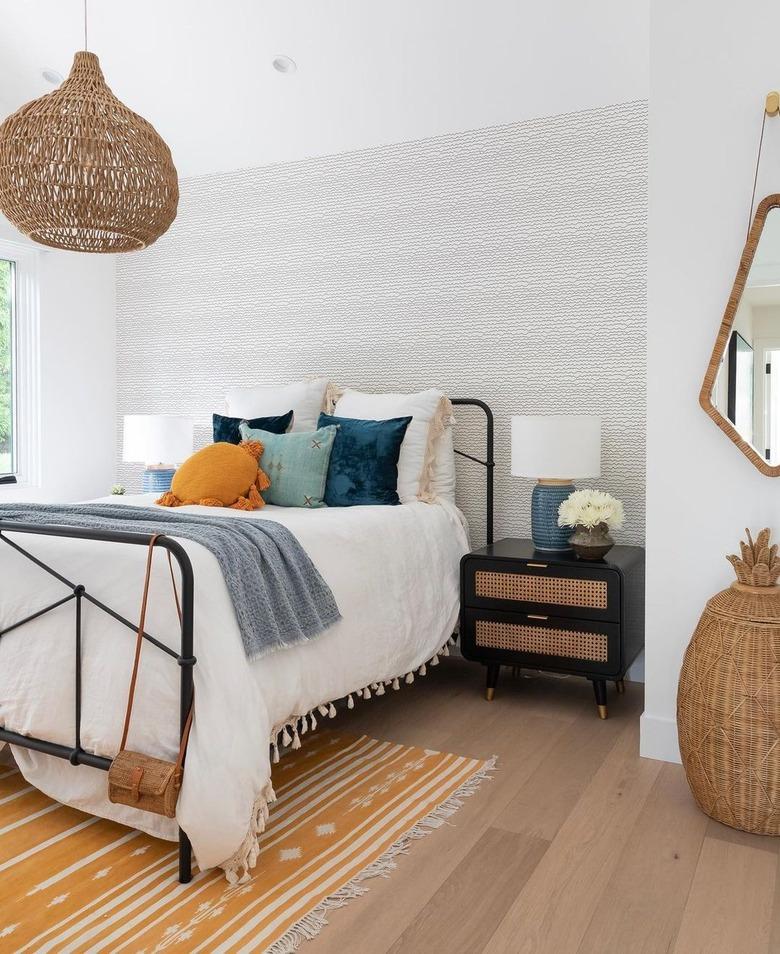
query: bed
[{"left": 0, "top": 399, "right": 493, "bottom": 884}]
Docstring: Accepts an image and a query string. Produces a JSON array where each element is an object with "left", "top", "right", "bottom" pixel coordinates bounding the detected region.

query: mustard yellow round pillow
[{"left": 156, "top": 441, "right": 271, "bottom": 511}]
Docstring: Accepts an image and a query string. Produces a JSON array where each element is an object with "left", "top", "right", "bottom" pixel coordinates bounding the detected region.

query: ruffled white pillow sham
[{"left": 334, "top": 388, "right": 455, "bottom": 504}]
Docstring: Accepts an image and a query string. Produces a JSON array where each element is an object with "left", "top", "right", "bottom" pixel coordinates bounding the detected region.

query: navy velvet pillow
[
  {"left": 212, "top": 410, "right": 293, "bottom": 444},
  {"left": 318, "top": 412, "right": 412, "bottom": 507}
]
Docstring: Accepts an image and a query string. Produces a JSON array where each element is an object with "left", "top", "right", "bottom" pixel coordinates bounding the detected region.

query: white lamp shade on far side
[
  {"left": 122, "top": 415, "right": 194, "bottom": 465},
  {"left": 511, "top": 415, "right": 601, "bottom": 479}
]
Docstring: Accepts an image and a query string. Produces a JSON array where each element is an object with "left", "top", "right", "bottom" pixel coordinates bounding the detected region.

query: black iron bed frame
[{"left": 0, "top": 397, "right": 493, "bottom": 884}]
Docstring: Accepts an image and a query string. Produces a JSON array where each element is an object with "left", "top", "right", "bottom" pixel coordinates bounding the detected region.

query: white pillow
[
  {"left": 334, "top": 388, "right": 454, "bottom": 503},
  {"left": 225, "top": 378, "right": 329, "bottom": 433}
]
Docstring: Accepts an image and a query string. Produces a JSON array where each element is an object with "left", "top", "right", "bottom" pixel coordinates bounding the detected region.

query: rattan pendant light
[{"left": 0, "top": 2, "right": 178, "bottom": 253}]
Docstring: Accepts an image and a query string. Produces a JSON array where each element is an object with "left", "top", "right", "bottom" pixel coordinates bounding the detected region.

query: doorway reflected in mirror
[{"left": 701, "top": 196, "right": 780, "bottom": 475}]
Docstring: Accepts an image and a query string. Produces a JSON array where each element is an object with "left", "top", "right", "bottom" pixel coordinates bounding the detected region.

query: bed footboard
[{"left": 0, "top": 523, "right": 196, "bottom": 884}]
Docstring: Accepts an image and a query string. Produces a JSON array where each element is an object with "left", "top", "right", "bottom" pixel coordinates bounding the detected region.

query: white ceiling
[{"left": 0, "top": 0, "right": 648, "bottom": 179}]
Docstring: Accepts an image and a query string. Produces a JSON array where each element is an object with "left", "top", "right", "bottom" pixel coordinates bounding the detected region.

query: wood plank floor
[{"left": 301, "top": 656, "right": 779, "bottom": 954}]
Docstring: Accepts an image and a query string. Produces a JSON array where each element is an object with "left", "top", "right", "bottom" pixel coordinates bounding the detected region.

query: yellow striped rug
[{"left": 0, "top": 732, "right": 493, "bottom": 952}]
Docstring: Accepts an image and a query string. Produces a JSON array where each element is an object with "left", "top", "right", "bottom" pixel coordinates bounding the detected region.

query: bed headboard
[{"left": 451, "top": 399, "right": 494, "bottom": 546}]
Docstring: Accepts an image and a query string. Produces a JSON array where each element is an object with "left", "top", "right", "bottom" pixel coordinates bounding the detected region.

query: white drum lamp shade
[
  {"left": 511, "top": 415, "right": 601, "bottom": 479},
  {"left": 123, "top": 415, "right": 194, "bottom": 465},
  {"left": 511, "top": 415, "right": 601, "bottom": 552},
  {"left": 123, "top": 415, "right": 193, "bottom": 494}
]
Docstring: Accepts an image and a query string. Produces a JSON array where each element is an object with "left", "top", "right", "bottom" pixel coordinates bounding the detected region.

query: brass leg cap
[
  {"left": 616, "top": 679, "right": 625, "bottom": 695},
  {"left": 485, "top": 687, "right": 495, "bottom": 701},
  {"left": 598, "top": 704, "right": 608, "bottom": 720}
]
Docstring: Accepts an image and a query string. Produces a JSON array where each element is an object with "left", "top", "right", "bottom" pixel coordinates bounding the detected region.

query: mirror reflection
[{"left": 712, "top": 206, "right": 780, "bottom": 464}]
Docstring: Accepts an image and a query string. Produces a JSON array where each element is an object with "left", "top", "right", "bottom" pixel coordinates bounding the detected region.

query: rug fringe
[{"left": 261, "top": 755, "right": 497, "bottom": 954}]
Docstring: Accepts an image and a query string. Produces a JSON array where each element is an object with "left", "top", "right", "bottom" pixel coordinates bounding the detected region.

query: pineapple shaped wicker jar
[{"left": 678, "top": 529, "right": 780, "bottom": 834}]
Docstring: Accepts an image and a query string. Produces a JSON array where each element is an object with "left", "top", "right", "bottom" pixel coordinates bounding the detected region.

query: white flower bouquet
[{"left": 557, "top": 489, "right": 624, "bottom": 531}]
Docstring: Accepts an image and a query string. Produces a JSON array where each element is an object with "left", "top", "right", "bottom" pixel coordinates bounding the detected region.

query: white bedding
[{"left": 0, "top": 495, "right": 469, "bottom": 879}]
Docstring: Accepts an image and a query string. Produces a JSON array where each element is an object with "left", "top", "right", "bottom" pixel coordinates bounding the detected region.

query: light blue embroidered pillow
[{"left": 239, "top": 422, "right": 337, "bottom": 508}]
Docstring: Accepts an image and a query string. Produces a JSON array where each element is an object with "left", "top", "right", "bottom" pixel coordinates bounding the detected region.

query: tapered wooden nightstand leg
[
  {"left": 592, "top": 679, "right": 608, "bottom": 719},
  {"left": 615, "top": 678, "right": 625, "bottom": 694},
  {"left": 485, "top": 664, "right": 500, "bottom": 701}
]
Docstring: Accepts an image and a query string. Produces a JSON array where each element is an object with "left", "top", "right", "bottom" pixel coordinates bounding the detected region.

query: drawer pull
[
  {"left": 527, "top": 614, "right": 548, "bottom": 620},
  {"left": 526, "top": 563, "right": 548, "bottom": 568}
]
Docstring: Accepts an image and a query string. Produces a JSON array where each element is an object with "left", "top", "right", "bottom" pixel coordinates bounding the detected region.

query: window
[
  {"left": 0, "top": 242, "right": 39, "bottom": 489},
  {"left": 0, "top": 258, "right": 14, "bottom": 482}
]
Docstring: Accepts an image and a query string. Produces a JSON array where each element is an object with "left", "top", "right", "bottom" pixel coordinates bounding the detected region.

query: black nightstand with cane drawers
[{"left": 459, "top": 538, "right": 645, "bottom": 718}]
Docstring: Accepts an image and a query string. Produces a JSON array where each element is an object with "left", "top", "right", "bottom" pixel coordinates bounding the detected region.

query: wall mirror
[{"left": 701, "top": 194, "right": 780, "bottom": 475}]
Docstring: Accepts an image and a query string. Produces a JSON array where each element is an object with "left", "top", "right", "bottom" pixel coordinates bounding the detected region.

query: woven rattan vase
[{"left": 678, "top": 528, "right": 780, "bottom": 834}]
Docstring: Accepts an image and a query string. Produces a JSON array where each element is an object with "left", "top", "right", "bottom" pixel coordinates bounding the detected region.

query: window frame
[{"left": 0, "top": 239, "right": 40, "bottom": 488}]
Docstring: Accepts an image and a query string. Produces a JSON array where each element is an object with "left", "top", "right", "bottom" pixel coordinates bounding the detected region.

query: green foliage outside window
[{"left": 0, "top": 260, "right": 12, "bottom": 473}]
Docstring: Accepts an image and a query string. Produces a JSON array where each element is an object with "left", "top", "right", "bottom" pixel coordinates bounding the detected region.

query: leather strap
[
  {"left": 119, "top": 536, "right": 193, "bottom": 767},
  {"left": 130, "top": 765, "right": 144, "bottom": 802}
]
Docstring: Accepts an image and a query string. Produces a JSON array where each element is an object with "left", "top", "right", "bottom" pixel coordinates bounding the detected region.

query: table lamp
[
  {"left": 123, "top": 415, "right": 194, "bottom": 493},
  {"left": 511, "top": 415, "right": 601, "bottom": 551}
]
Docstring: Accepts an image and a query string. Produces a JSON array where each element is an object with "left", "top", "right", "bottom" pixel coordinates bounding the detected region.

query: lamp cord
[{"left": 747, "top": 108, "right": 767, "bottom": 241}]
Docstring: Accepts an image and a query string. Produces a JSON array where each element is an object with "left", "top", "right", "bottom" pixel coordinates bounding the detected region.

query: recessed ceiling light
[
  {"left": 41, "top": 67, "right": 63, "bottom": 85},
  {"left": 272, "top": 55, "right": 297, "bottom": 74}
]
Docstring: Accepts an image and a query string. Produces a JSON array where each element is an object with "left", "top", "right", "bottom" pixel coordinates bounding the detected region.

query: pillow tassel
[
  {"left": 156, "top": 491, "right": 181, "bottom": 507},
  {"left": 417, "top": 396, "right": 454, "bottom": 504}
]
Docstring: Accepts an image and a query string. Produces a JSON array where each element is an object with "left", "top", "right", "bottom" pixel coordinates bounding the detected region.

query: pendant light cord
[
  {"left": 84, "top": 0, "right": 88, "bottom": 51},
  {"left": 747, "top": 108, "right": 767, "bottom": 241}
]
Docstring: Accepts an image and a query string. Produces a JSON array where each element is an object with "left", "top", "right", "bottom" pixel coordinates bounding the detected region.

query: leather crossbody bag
[{"left": 108, "top": 535, "right": 193, "bottom": 818}]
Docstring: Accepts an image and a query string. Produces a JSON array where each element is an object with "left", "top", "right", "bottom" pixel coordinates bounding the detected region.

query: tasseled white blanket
[{"left": 0, "top": 496, "right": 468, "bottom": 882}]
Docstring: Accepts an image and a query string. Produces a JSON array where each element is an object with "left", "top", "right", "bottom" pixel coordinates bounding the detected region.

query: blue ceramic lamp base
[
  {"left": 142, "top": 467, "right": 176, "bottom": 493},
  {"left": 531, "top": 481, "right": 575, "bottom": 551}
]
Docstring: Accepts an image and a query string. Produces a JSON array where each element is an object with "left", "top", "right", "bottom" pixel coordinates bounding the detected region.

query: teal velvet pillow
[
  {"left": 318, "top": 412, "right": 412, "bottom": 506},
  {"left": 213, "top": 410, "right": 293, "bottom": 444},
  {"left": 239, "top": 422, "right": 337, "bottom": 508}
]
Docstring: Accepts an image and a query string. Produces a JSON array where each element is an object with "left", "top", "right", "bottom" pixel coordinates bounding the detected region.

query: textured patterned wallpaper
[{"left": 116, "top": 101, "right": 647, "bottom": 545}]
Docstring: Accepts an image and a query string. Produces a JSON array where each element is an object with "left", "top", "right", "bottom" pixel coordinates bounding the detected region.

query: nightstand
[{"left": 459, "top": 538, "right": 645, "bottom": 718}]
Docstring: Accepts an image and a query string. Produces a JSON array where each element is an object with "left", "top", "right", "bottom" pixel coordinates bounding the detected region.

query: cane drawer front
[
  {"left": 461, "top": 608, "right": 621, "bottom": 676},
  {"left": 462, "top": 557, "right": 620, "bottom": 623}
]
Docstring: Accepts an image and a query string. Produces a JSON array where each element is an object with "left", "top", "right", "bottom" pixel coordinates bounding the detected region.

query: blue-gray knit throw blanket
[{"left": 0, "top": 503, "right": 340, "bottom": 660}]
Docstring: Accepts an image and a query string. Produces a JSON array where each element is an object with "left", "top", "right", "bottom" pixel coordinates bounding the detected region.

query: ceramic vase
[{"left": 569, "top": 522, "right": 614, "bottom": 560}]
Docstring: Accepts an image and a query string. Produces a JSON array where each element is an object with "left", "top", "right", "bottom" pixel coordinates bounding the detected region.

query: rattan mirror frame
[{"left": 700, "top": 193, "right": 780, "bottom": 476}]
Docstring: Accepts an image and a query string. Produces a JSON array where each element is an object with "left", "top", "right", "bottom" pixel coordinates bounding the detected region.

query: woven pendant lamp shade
[{"left": 0, "top": 52, "right": 178, "bottom": 253}]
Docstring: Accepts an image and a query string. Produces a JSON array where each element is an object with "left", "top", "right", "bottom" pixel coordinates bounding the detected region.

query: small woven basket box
[{"left": 678, "top": 529, "right": 780, "bottom": 835}]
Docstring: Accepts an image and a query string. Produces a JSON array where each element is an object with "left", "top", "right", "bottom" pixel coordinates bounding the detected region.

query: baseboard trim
[{"left": 640, "top": 711, "right": 681, "bottom": 764}]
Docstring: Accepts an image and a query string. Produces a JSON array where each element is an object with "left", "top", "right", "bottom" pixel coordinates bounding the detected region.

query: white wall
[
  {"left": 0, "top": 0, "right": 648, "bottom": 178},
  {"left": 115, "top": 103, "right": 647, "bottom": 554},
  {"left": 0, "top": 218, "right": 117, "bottom": 503},
  {"left": 643, "top": 0, "right": 780, "bottom": 761}
]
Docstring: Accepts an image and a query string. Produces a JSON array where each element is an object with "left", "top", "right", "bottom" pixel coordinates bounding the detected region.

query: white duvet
[{"left": 0, "top": 495, "right": 469, "bottom": 879}]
